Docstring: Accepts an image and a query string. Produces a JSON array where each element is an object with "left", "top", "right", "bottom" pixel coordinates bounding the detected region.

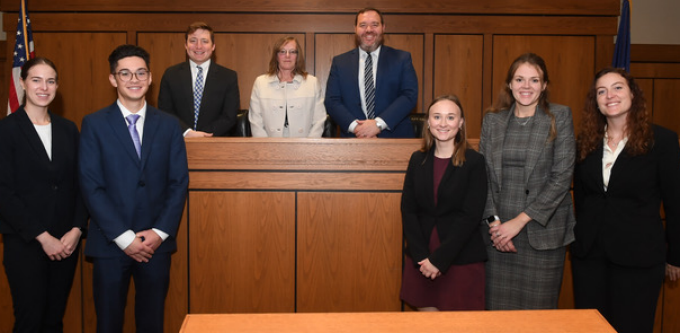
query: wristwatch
[{"left": 483, "top": 215, "right": 500, "bottom": 226}]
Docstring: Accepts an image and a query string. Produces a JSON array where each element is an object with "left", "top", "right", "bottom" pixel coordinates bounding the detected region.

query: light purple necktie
[{"left": 126, "top": 114, "right": 141, "bottom": 158}]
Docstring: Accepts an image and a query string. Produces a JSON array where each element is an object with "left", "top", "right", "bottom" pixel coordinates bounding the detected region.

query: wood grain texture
[
  {"left": 189, "top": 192, "right": 295, "bottom": 313},
  {"left": 185, "top": 138, "right": 421, "bottom": 171},
  {"left": 491, "top": 36, "right": 595, "bottom": 133},
  {"left": 189, "top": 172, "right": 406, "bottom": 191},
  {"left": 651, "top": 80, "right": 680, "bottom": 137},
  {"left": 433, "top": 35, "right": 484, "bottom": 138},
  {"left": 0, "top": 0, "right": 620, "bottom": 15},
  {"left": 178, "top": 310, "right": 616, "bottom": 332},
  {"left": 297, "top": 192, "right": 403, "bottom": 312}
]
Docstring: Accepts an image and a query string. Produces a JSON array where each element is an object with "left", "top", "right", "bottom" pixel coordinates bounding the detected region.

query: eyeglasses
[
  {"left": 278, "top": 50, "right": 298, "bottom": 56},
  {"left": 115, "top": 69, "right": 150, "bottom": 82}
]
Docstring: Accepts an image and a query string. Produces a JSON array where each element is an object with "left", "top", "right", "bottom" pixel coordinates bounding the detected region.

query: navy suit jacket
[
  {"left": 0, "top": 107, "right": 88, "bottom": 241},
  {"left": 158, "top": 61, "right": 240, "bottom": 136},
  {"left": 79, "top": 103, "right": 188, "bottom": 257},
  {"left": 325, "top": 45, "right": 418, "bottom": 138},
  {"left": 573, "top": 124, "right": 680, "bottom": 267}
]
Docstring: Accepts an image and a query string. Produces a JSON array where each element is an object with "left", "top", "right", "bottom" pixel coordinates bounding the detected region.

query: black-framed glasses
[
  {"left": 277, "top": 50, "right": 298, "bottom": 56},
  {"left": 115, "top": 69, "right": 150, "bottom": 82}
]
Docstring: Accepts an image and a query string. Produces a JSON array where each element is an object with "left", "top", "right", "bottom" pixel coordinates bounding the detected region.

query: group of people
[
  {"left": 401, "top": 52, "right": 680, "bottom": 333},
  {"left": 0, "top": 6, "right": 678, "bottom": 333}
]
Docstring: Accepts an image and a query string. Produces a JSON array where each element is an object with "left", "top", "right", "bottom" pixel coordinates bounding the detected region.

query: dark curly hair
[{"left": 577, "top": 67, "right": 651, "bottom": 162}]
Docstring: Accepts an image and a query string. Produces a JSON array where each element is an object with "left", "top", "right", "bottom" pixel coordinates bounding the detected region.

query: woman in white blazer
[{"left": 249, "top": 36, "right": 327, "bottom": 137}]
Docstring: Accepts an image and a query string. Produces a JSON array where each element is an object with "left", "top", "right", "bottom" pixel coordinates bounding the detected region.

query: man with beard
[{"left": 325, "top": 8, "right": 419, "bottom": 138}]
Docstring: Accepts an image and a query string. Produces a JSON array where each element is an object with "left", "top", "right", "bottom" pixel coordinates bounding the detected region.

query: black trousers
[
  {"left": 2, "top": 233, "right": 79, "bottom": 333},
  {"left": 572, "top": 252, "right": 665, "bottom": 333}
]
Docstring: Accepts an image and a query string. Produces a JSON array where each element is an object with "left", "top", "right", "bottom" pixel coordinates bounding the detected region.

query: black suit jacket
[
  {"left": 573, "top": 124, "right": 680, "bottom": 267},
  {"left": 158, "top": 61, "right": 240, "bottom": 136},
  {"left": 401, "top": 148, "right": 488, "bottom": 273},
  {"left": 0, "top": 107, "right": 88, "bottom": 241}
]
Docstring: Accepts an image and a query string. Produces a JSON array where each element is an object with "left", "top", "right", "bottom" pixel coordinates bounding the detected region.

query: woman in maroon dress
[{"left": 400, "top": 95, "right": 488, "bottom": 310}]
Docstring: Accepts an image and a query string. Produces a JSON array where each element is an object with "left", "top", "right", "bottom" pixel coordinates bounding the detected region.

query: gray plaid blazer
[{"left": 479, "top": 103, "right": 576, "bottom": 250}]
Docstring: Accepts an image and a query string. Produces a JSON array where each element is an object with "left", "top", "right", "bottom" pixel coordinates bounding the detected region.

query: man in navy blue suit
[
  {"left": 325, "top": 7, "right": 419, "bottom": 138},
  {"left": 79, "top": 45, "right": 189, "bottom": 333}
]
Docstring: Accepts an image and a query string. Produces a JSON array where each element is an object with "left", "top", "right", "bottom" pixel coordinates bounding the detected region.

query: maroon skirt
[{"left": 400, "top": 227, "right": 485, "bottom": 310}]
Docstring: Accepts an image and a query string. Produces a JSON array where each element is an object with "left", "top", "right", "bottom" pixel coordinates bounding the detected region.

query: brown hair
[
  {"left": 186, "top": 22, "right": 214, "bottom": 43},
  {"left": 486, "top": 52, "right": 556, "bottom": 141},
  {"left": 577, "top": 67, "right": 651, "bottom": 162},
  {"left": 421, "top": 95, "right": 468, "bottom": 167},
  {"left": 267, "top": 36, "right": 308, "bottom": 79}
]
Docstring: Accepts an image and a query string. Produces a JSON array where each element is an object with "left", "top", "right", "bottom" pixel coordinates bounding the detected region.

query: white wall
[{"left": 628, "top": 0, "right": 680, "bottom": 44}]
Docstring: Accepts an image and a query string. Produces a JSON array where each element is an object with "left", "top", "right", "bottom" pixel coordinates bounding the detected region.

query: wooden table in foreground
[{"left": 179, "top": 309, "right": 616, "bottom": 333}]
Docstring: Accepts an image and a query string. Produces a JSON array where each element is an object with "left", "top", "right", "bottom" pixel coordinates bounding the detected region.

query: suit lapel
[
  {"left": 489, "top": 109, "right": 511, "bottom": 189},
  {"left": 140, "top": 107, "right": 160, "bottom": 170},
  {"left": 523, "top": 105, "right": 552, "bottom": 183},
  {"left": 105, "top": 104, "right": 141, "bottom": 166},
  {"left": 180, "top": 62, "right": 194, "bottom": 111},
  {"left": 583, "top": 144, "right": 606, "bottom": 193},
  {"left": 348, "top": 49, "right": 361, "bottom": 104},
  {"left": 16, "top": 108, "right": 52, "bottom": 165}
]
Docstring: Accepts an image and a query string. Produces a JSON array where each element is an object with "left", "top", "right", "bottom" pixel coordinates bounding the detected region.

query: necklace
[{"left": 514, "top": 115, "right": 532, "bottom": 126}]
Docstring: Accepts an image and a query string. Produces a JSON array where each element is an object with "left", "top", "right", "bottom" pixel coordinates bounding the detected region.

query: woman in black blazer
[
  {"left": 573, "top": 67, "right": 680, "bottom": 333},
  {"left": 400, "top": 95, "right": 488, "bottom": 311},
  {"left": 0, "top": 58, "right": 87, "bottom": 332}
]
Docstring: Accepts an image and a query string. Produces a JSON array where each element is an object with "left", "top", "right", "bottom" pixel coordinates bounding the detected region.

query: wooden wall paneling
[
  {"left": 595, "top": 35, "right": 615, "bottom": 75},
  {"left": 491, "top": 36, "right": 595, "bottom": 133},
  {"left": 0, "top": 0, "right": 621, "bottom": 16},
  {"left": 185, "top": 138, "right": 420, "bottom": 171},
  {"left": 137, "top": 33, "right": 187, "bottom": 109},
  {"left": 297, "top": 192, "right": 403, "bottom": 312},
  {"left": 166, "top": 203, "right": 189, "bottom": 333},
  {"left": 214, "top": 33, "right": 306, "bottom": 111},
  {"left": 189, "top": 191, "right": 295, "bottom": 313},
  {"left": 631, "top": 63, "right": 680, "bottom": 79},
  {"left": 32, "top": 32, "right": 126, "bottom": 128},
  {"left": 433, "top": 34, "right": 484, "bottom": 138},
  {"left": 632, "top": 44, "right": 680, "bottom": 63},
  {"left": 385, "top": 34, "right": 425, "bottom": 113},
  {"left": 663, "top": 280, "right": 680, "bottom": 333},
  {"left": 651, "top": 79, "right": 680, "bottom": 135},
  {"left": 314, "top": 34, "right": 355, "bottom": 98}
]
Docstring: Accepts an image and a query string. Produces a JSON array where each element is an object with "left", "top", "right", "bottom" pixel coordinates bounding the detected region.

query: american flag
[
  {"left": 612, "top": 0, "right": 631, "bottom": 72},
  {"left": 7, "top": 0, "right": 35, "bottom": 115}
]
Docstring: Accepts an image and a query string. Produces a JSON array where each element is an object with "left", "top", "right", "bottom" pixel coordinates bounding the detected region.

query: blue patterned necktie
[
  {"left": 364, "top": 53, "right": 376, "bottom": 119},
  {"left": 126, "top": 114, "right": 141, "bottom": 159},
  {"left": 193, "top": 66, "right": 204, "bottom": 130}
]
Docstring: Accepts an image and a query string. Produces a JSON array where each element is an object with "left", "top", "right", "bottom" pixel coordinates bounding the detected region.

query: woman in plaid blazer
[{"left": 479, "top": 53, "right": 576, "bottom": 309}]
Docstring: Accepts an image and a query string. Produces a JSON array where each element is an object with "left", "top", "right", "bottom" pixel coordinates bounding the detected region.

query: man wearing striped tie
[
  {"left": 325, "top": 8, "right": 419, "bottom": 138},
  {"left": 158, "top": 22, "right": 240, "bottom": 138}
]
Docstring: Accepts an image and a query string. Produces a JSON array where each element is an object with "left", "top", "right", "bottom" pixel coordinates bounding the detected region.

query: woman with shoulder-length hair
[
  {"left": 248, "top": 36, "right": 327, "bottom": 137},
  {"left": 0, "top": 57, "right": 88, "bottom": 332},
  {"left": 479, "top": 52, "right": 576, "bottom": 309},
  {"left": 572, "top": 67, "right": 680, "bottom": 333},
  {"left": 400, "top": 95, "right": 488, "bottom": 311}
]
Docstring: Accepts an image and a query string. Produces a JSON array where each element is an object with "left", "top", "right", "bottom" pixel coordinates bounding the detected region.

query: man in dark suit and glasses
[
  {"left": 158, "top": 21, "right": 240, "bottom": 137},
  {"left": 79, "top": 44, "right": 188, "bottom": 333}
]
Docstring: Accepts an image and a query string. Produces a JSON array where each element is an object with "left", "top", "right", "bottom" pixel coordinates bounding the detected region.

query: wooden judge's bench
[{"left": 182, "top": 138, "right": 421, "bottom": 314}]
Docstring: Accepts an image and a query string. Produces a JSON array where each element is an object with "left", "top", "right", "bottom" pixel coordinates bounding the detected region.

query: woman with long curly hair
[
  {"left": 572, "top": 67, "right": 680, "bottom": 333},
  {"left": 479, "top": 53, "right": 576, "bottom": 309}
]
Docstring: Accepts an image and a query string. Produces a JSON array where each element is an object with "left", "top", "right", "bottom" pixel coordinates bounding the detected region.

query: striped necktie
[
  {"left": 193, "top": 66, "right": 204, "bottom": 130},
  {"left": 364, "top": 53, "right": 376, "bottom": 119},
  {"left": 126, "top": 114, "right": 141, "bottom": 159}
]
